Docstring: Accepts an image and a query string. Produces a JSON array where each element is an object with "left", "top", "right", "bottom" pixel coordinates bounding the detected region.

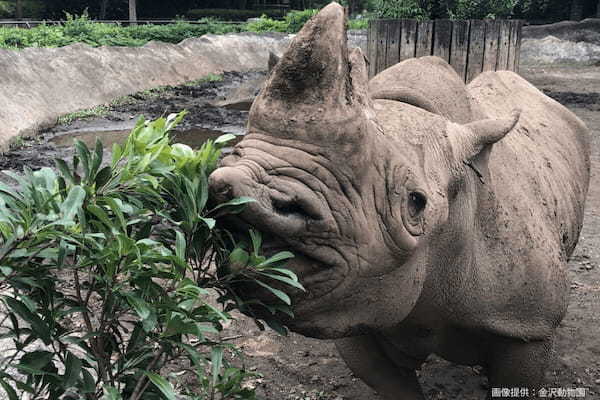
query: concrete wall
[{"left": 0, "top": 32, "right": 292, "bottom": 148}]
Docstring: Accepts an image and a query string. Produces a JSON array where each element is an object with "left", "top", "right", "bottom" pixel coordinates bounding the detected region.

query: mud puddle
[{"left": 0, "top": 70, "right": 262, "bottom": 172}]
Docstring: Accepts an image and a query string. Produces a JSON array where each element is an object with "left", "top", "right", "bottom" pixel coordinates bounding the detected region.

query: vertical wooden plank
[
  {"left": 399, "top": 19, "right": 417, "bottom": 62},
  {"left": 375, "top": 20, "right": 388, "bottom": 76},
  {"left": 385, "top": 20, "right": 401, "bottom": 70},
  {"left": 433, "top": 19, "right": 452, "bottom": 63},
  {"left": 450, "top": 20, "right": 470, "bottom": 82},
  {"left": 497, "top": 20, "right": 511, "bottom": 70},
  {"left": 514, "top": 20, "right": 524, "bottom": 73},
  {"left": 415, "top": 20, "right": 434, "bottom": 57},
  {"left": 507, "top": 21, "right": 518, "bottom": 72},
  {"left": 482, "top": 20, "right": 500, "bottom": 72},
  {"left": 466, "top": 20, "right": 485, "bottom": 82},
  {"left": 367, "top": 19, "right": 378, "bottom": 77}
]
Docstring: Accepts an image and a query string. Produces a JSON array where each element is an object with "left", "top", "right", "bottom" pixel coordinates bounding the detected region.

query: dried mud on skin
[{"left": 0, "top": 66, "right": 599, "bottom": 399}]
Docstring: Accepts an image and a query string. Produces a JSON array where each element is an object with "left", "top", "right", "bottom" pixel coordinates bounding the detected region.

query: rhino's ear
[
  {"left": 451, "top": 110, "right": 520, "bottom": 180},
  {"left": 454, "top": 109, "right": 520, "bottom": 159},
  {"left": 267, "top": 52, "right": 280, "bottom": 73}
]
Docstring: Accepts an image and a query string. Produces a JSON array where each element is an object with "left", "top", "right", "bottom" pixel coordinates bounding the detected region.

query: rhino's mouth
[{"left": 220, "top": 213, "right": 346, "bottom": 304}]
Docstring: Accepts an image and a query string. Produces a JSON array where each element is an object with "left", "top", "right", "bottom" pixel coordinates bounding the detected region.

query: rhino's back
[
  {"left": 369, "top": 56, "right": 485, "bottom": 124},
  {"left": 468, "top": 71, "right": 590, "bottom": 257}
]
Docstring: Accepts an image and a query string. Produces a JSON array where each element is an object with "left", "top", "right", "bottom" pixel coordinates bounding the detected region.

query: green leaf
[
  {"left": 228, "top": 247, "right": 249, "bottom": 271},
  {"left": 210, "top": 196, "right": 256, "bottom": 212},
  {"left": 54, "top": 158, "right": 75, "bottom": 184},
  {"left": 211, "top": 346, "right": 224, "bottom": 388},
  {"left": 16, "top": 350, "right": 54, "bottom": 374},
  {"left": 214, "top": 133, "right": 237, "bottom": 145},
  {"left": 255, "top": 281, "right": 292, "bottom": 305},
  {"left": 95, "top": 166, "right": 112, "bottom": 189},
  {"left": 3, "top": 297, "right": 51, "bottom": 344},
  {"left": 180, "top": 343, "right": 203, "bottom": 367},
  {"left": 249, "top": 229, "right": 261, "bottom": 256},
  {"left": 92, "top": 138, "right": 104, "bottom": 178},
  {"left": 265, "top": 318, "right": 288, "bottom": 336},
  {"left": 265, "top": 267, "right": 301, "bottom": 281},
  {"left": 257, "top": 251, "right": 294, "bottom": 268},
  {"left": 80, "top": 369, "right": 95, "bottom": 394},
  {"left": 145, "top": 372, "right": 176, "bottom": 400},
  {"left": 171, "top": 143, "right": 194, "bottom": 160},
  {"left": 87, "top": 204, "right": 114, "bottom": 231},
  {"left": 111, "top": 143, "right": 123, "bottom": 166},
  {"left": 101, "top": 385, "right": 122, "bottom": 400},
  {"left": 60, "top": 185, "right": 86, "bottom": 222},
  {"left": 258, "top": 272, "right": 305, "bottom": 291},
  {"left": 63, "top": 352, "right": 82, "bottom": 387},
  {"left": 74, "top": 140, "right": 91, "bottom": 181},
  {"left": 125, "top": 293, "right": 151, "bottom": 320},
  {"left": 199, "top": 217, "right": 215, "bottom": 230},
  {"left": 175, "top": 230, "right": 186, "bottom": 261},
  {"left": 102, "top": 197, "right": 127, "bottom": 232},
  {"left": 0, "top": 377, "right": 17, "bottom": 400}
]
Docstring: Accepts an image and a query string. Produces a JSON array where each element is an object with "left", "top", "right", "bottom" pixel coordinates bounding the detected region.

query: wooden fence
[{"left": 367, "top": 19, "right": 524, "bottom": 82}]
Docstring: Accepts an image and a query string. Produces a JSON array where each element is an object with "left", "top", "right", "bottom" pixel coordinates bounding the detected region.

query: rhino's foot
[
  {"left": 335, "top": 335, "right": 425, "bottom": 400},
  {"left": 486, "top": 336, "right": 554, "bottom": 398}
]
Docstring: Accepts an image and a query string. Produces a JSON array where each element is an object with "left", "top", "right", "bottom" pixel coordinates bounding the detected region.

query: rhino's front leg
[{"left": 335, "top": 336, "right": 425, "bottom": 400}]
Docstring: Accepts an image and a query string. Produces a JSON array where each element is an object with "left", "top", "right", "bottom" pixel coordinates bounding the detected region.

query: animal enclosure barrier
[{"left": 367, "top": 19, "right": 524, "bottom": 82}]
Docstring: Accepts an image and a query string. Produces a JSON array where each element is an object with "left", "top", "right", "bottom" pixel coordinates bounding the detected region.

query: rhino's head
[{"left": 209, "top": 2, "right": 518, "bottom": 338}]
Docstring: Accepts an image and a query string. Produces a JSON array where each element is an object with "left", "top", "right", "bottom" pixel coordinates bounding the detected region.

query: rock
[{"left": 521, "top": 36, "right": 600, "bottom": 65}]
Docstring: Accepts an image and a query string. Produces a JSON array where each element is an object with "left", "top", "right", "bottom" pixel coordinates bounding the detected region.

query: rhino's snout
[
  {"left": 208, "top": 166, "right": 240, "bottom": 205},
  {"left": 209, "top": 166, "right": 326, "bottom": 234}
]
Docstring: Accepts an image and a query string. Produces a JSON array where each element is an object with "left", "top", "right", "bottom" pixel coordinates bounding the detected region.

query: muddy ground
[{"left": 1, "top": 65, "right": 599, "bottom": 400}]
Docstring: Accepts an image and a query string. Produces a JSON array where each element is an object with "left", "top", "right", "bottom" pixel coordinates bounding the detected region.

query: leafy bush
[
  {"left": 0, "top": 112, "right": 301, "bottom": 398},
  {"left": 246, "top": 8, "right": 320, "bottom": 34},
  {"left": 0, "top": 1, "right": 13, "bottom": 18},
  {"left": 0, "top": 14, "right": 242, "bottom": 50},
  {"left": 284, "top": 9, "right": 319, "bottom": 32},
  {"left": 449, "top": 0, "right": 518, "bottom": 19},
  {"left": 186, "top": 8, "right": 285, "bottom": 21},
  {"left": 373, "top": 0, "right": 430, "bottom": 20},
  {"left": 0, "top": 0, "right": 45, "bottom": 19},
  {"left": 348, "top": 18, "right": 370, "bottom": 30},
  {"left": 245, "top": 15, "right": 289, "bottom": 33}
]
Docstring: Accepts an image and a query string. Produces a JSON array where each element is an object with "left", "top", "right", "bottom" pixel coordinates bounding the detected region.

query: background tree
[
  {"left": 128, "top": 0, "right": 136, "bottom": 23},
  {"left": 570, "top": 0, "right": 584, "bottom": 19},
  {"left": 100, "top": 0, "right": 109, "bottom": 19}
]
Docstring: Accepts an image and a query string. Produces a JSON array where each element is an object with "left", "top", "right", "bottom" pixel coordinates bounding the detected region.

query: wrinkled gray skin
[{"left": 209, "top": 3, "right": 591, "bottom": 399}]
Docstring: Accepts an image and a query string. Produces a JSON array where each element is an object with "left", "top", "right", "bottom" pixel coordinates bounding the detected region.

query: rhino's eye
[{"left": 408, "top": 191, "right": 427, "bottom": 218}]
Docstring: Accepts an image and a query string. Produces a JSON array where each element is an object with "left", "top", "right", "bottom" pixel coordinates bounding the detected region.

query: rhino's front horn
[
  {"left": 263, "top": 2, "right": 350, "bottom": 106},
  {"left": 249, "top": 2, "right": 372, "bottom": 144}
]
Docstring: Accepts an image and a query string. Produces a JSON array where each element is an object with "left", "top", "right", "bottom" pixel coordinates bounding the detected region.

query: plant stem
[{"left": 129, "top": 348, "right": 164, "bottom": 400}]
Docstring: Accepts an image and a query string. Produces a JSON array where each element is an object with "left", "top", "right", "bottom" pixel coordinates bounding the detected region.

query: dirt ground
[{"left": 1, "top": 65, "right": 599, "bottom": 400}]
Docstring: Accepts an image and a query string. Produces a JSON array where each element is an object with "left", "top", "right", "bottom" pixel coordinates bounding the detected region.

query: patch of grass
[
  {"left": 8, "top": 136, "right": 25, "bottom": 150},
  {"left": 184, "top": 72, "right": 223, "bottom": 86},
  {"left": 57, "top": 72, "right": 224, "bottom": 125},
  {"left": 57, "top": 105, "right": 109, "bottom": 125}
]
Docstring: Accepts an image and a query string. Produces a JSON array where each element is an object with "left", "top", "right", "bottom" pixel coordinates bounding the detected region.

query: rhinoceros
[{"left": 209, "top": 3, "right": 590, "bottom": 398}]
